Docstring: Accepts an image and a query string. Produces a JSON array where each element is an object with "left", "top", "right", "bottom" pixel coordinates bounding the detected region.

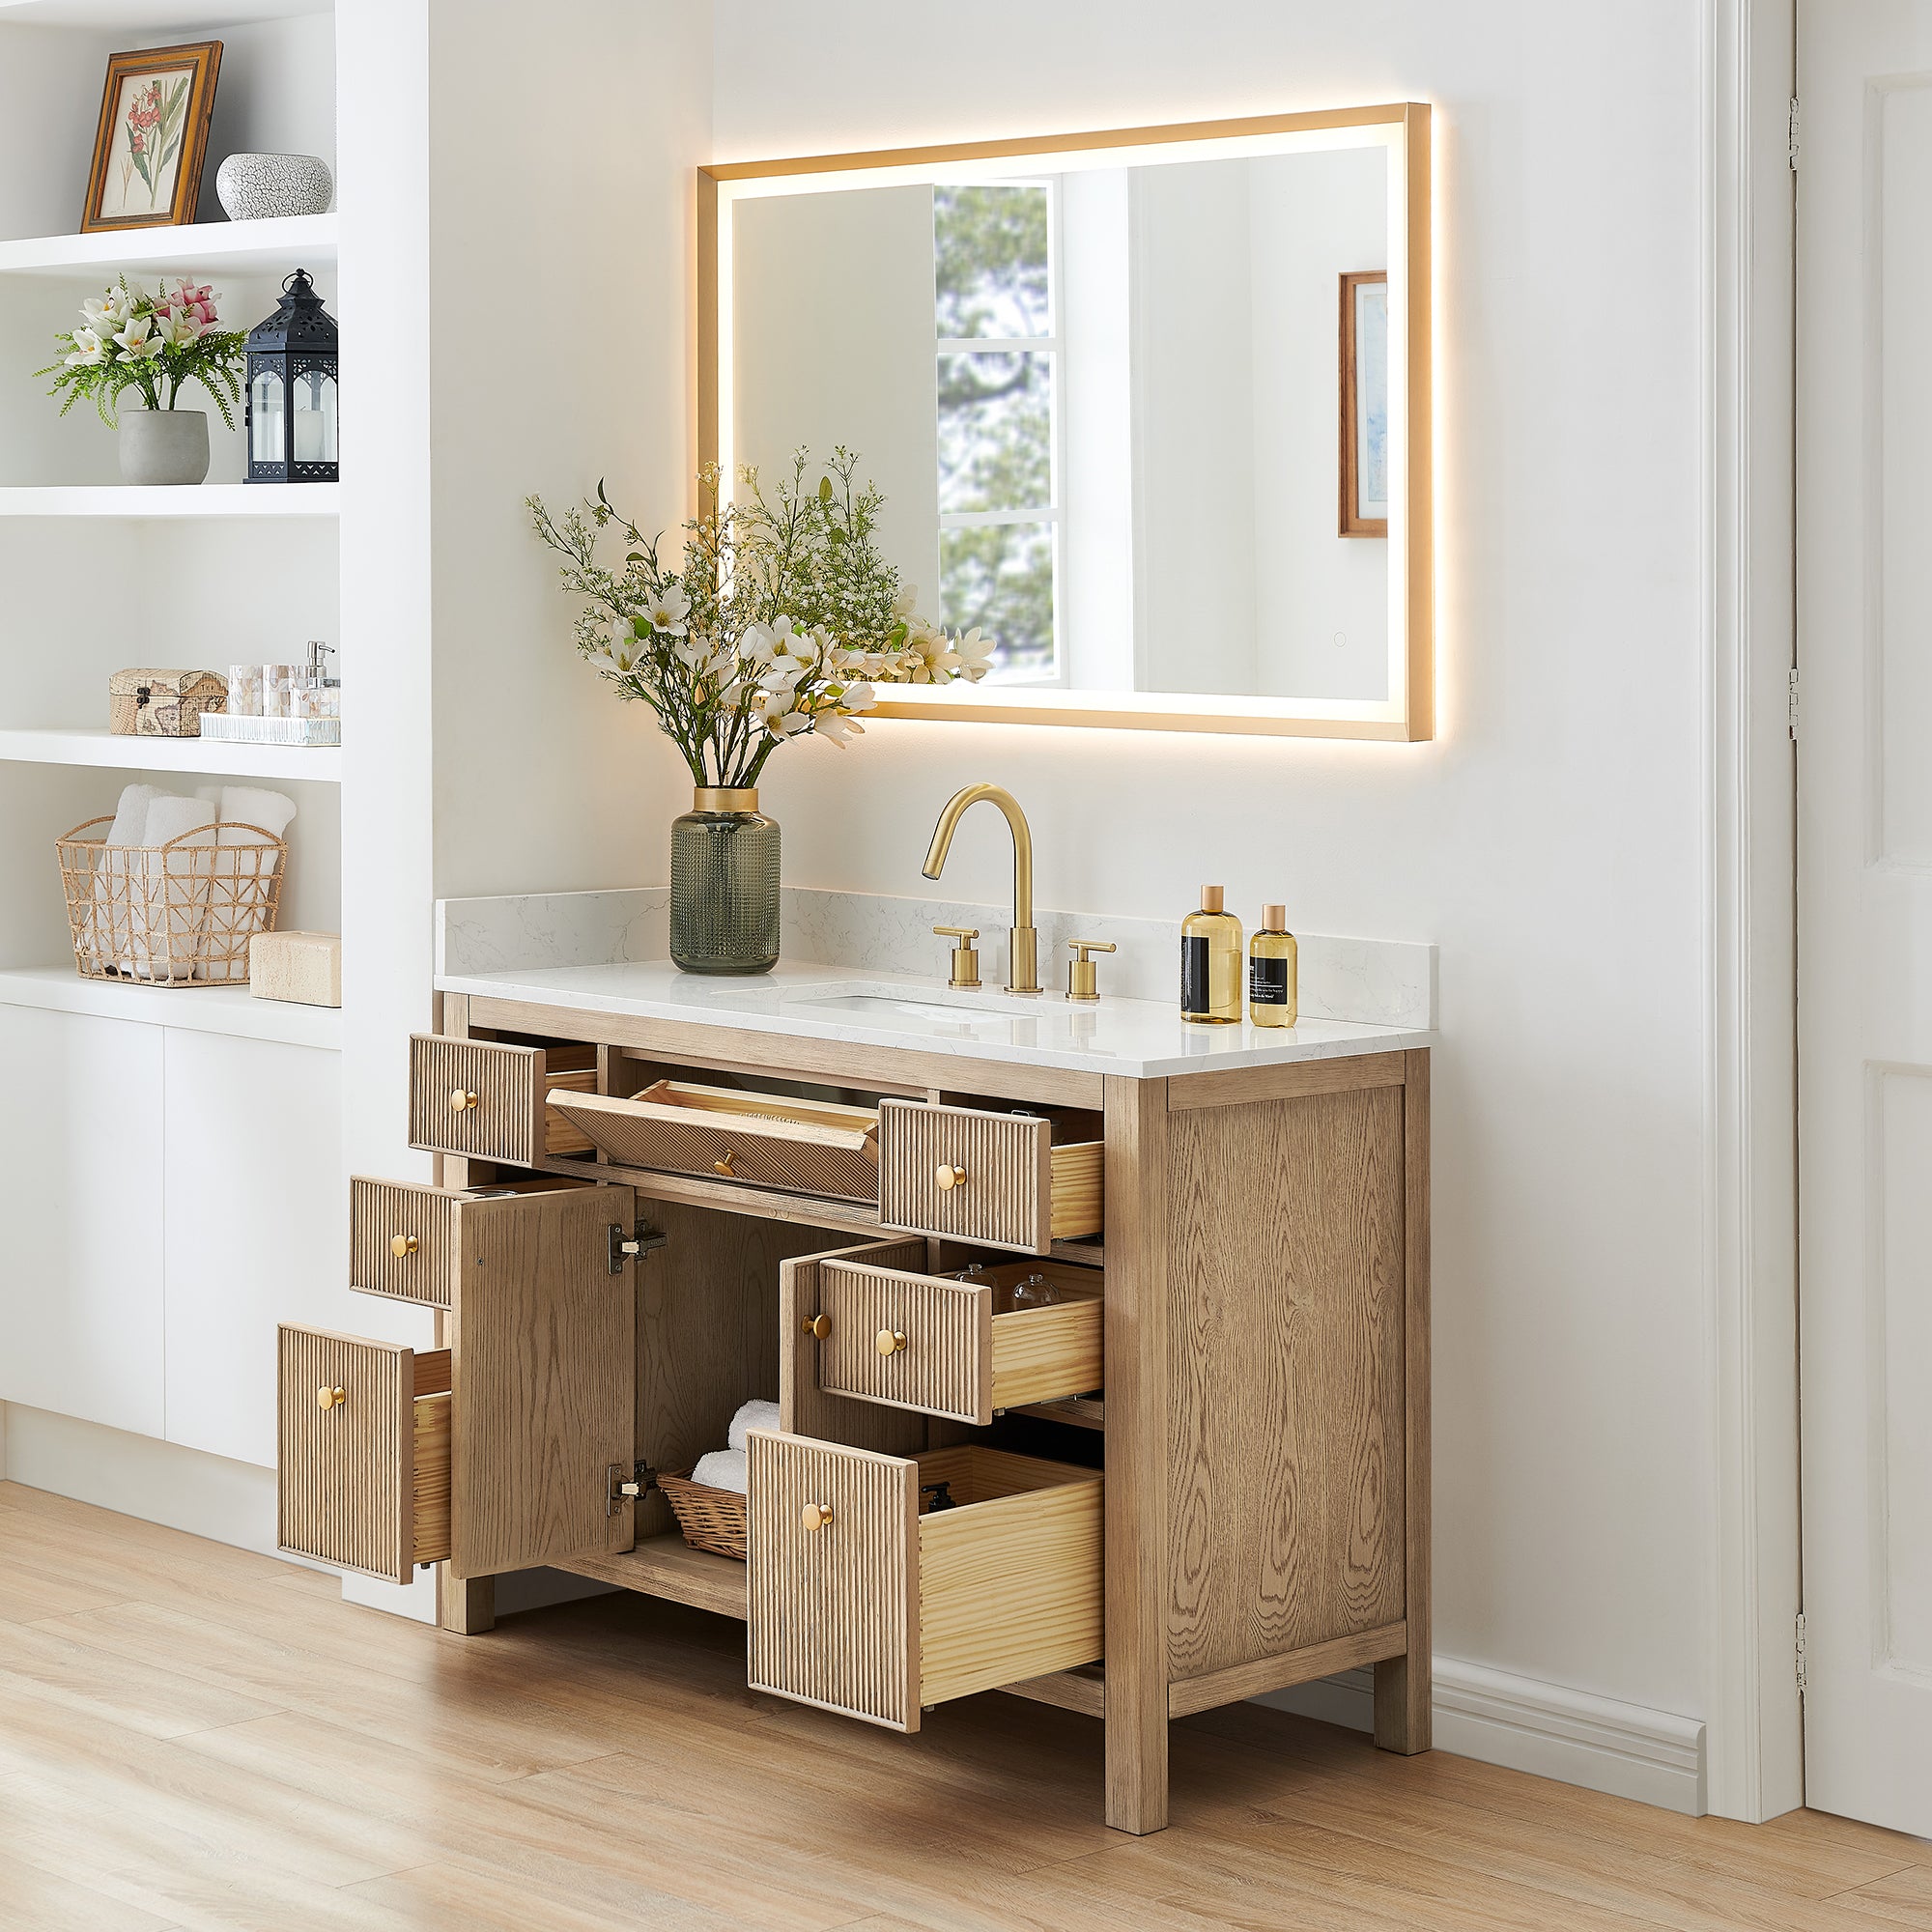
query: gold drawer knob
[
  {"left": 449, "top": 1088, "right": 479, "bottom": 1114},
  {"left": 876, "top": 1328, "right": 907, "bottom": 1356},
  {"left": 935, "top": 1163, "right": 966, "bottom": 1191},
  {"left": 316, "top": 1385, "right": 346, "bottom": 1410},
  {"left": 800, "top": 1501, "right": 835, "bottom": 1532},
  {"left": 390, "top": 1234, "right": 419, "bottom": 1259},
  {"left": 713, "top": 1150, "right": 738, "bottom": 1178},
  {"left": 802, "top": 1313, "right": 831, "bottom": 1339}
]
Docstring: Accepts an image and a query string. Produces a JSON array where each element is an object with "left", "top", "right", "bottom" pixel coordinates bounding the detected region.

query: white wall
[
  {"left": 712, "top": 0, "right": 1712, "bottom": 1729},
  {"left": 734, "top": 185, "right": 940, "bottom": 601}
]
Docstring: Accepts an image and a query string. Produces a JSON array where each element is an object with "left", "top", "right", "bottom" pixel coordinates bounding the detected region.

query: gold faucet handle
[
  {"left": 1066, "top": 939, "right": 1117, "bottom": 1002},
  {"left": 934, "top": 926, "right": 981, "bottom": 990}
]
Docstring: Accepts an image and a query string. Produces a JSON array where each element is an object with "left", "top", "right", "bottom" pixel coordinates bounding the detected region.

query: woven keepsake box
[{"left": 108, "top": 668, "right": 229, "bottom": 738}]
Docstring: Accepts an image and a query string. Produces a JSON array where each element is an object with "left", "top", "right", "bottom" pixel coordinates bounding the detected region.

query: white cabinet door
[
  {"left": 160, "top": 1029, "right": 391, "bottom": 1468},
  {"left": 1798, "top": 0, "right": 1932, "bottom": 1837},
  {"left": 0, "top": 1005, "right": 165, "bottom": 1435}
]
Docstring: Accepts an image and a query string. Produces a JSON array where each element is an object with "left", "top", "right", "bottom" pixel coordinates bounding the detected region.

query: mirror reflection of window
[{"left": 932, "top": 184, "right": 1061, "bottom": 684}]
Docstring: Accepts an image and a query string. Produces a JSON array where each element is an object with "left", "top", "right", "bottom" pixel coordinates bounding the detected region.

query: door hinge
[
  {"left": 1796, "top": 1610, "right": 1808, "bottom": 1693},
  {"left": 607, "top": 1461, "right": 656, "bottom": 1516},
  {"left": 608, "top": 1220, "right": 668, "bottom": 1274},
  {"left": 1787, "top": 666, "right": 1801, "bottom": 740},
  {"left": 1788, "top": 96, "right": 1801, "bottom": 170}
]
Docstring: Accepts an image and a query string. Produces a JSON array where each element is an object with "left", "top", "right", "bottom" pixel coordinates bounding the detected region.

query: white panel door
[
  {"left": 0, "top": 1005, "right": 165, "bottom": 1435},
  {"left": 160, "top": 1030, "right": 376, "bottom": 1467},
  {"left": 1798, "top": 0, "right": 1932, "bottom": 1836}
]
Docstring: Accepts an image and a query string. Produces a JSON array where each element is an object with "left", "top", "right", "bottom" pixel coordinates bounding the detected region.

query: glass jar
[{"left": 669, "top": 787, "right": 780, "bottom": 975}]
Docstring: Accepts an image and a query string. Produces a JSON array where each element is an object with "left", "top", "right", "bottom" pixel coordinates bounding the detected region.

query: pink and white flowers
[{"left": 38, "top": 274, "right": 245, "bottom": 428}]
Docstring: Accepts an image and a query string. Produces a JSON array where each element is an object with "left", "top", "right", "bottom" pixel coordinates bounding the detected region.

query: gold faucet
[{"left": 922, "top": 784, "right": 1039, "bottom": 994}]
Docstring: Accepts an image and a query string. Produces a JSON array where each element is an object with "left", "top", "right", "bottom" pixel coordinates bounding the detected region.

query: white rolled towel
[
  {"left": 90, "top": 783, "right": 164, "bottom": 971},
  {"left": 133, "top": 794, "right": 217, "bottom": 980},
  {"left": 727, "top": 1400, "right": 781, "bottom": 1452},
  {"left": 691, "top": 1448, "right": 747, "bottom": 1494},
  {"left": 201, "top": 785, "right": 298, "bottom": 982}
]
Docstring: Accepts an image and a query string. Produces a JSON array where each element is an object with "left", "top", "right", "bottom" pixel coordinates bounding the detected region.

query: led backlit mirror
[{"left": 701, "top": 105, "right": 1433, "bottom": 741}]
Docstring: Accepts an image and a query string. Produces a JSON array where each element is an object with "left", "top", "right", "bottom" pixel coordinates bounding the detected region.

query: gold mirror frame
[{"left": 698, "top": 102, "right": 1433, "bottom": 742}]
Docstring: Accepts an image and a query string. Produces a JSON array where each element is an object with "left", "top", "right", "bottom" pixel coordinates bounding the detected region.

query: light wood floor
[{"left": 2, "top": 1481, "right": 1928, "bottom": 1932}]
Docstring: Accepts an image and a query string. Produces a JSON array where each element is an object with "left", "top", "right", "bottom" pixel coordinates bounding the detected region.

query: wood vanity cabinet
[{"left": 276, "top": 992, "right": 1430, "bottom": 1835}]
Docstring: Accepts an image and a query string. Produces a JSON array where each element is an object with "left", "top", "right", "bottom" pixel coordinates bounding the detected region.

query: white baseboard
[{"left": 1255, "top": 1658, "right": 1707, "bottom": 1815}]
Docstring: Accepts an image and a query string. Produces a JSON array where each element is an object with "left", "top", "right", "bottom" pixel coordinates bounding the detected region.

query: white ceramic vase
[
  {"left": 118, "top": 411, "right": 210, "bottom": 487},
  {"left": 215, "top": 152, "right": 334, "bottom": 221}
]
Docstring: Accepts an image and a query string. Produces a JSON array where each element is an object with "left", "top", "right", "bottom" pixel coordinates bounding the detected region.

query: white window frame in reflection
[{"left": 932, "top": 176, "right": 1066, "bottom": 689}]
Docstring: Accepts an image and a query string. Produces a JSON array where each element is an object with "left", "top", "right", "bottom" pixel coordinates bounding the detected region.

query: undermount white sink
[{"left": 772, "top": 980, "right": 1055, "bottom": 1035}]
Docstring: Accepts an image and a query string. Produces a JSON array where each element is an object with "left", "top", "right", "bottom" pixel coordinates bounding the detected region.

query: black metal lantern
[{"left": 243, "top": 269, "right": 338, "bottom": 483}]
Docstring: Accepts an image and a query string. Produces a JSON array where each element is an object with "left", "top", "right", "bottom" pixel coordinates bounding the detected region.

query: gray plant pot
[{"left": 118, "top": 410, "right": 210, "bottom": 487}]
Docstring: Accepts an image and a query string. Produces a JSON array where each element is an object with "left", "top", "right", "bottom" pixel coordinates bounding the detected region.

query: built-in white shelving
[
  {"left": 0, "top": 964, "right": 341, "bottom": 1049},
  {"left": 0, "top": 1, "right": 329, "bottom": 26},
  {"left": 0, "top": 726, "right": 341, "bottom": 781},
  {"left": 0, "top": 213, "right": 336, "bottom": 280},
  {"left": 0, "top": 483, "right": 337, "bottom": 518}
]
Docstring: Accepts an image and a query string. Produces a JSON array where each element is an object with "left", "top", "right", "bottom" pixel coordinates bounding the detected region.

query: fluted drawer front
[
  {"left": 409, "top": 1035, "right": 544, "bottom": 1164},
  {"left": 817, "top": 1258, "right": 991, "bottom": 1425},
  {"left": 747, "top": 1430, "right": 918, "bottom": 1730},
  {"left": 350, "top": 1177, "right": 458, "bottom": 1306},
  {"left": 747, "top": 1439, "right": 1105, "bottom": 1734},
  {"left": 276, "top": 1326, "right": 451, "bottom": 1585},
  {"left": 877, "top": 1100, "right": 1102, "bottom": 1254},
  {"left": 802, "top": 1247, "right": 1106, "bottom": 1426}
]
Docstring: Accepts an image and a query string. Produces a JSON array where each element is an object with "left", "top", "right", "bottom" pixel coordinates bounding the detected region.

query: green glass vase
[{"left": 669, "top": 787, "right": 781, "bottom": 974}]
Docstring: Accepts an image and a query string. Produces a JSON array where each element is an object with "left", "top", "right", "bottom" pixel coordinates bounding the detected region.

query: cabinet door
[{"left": 448, "top": 1182, "right": 638, "bottom": 1577}]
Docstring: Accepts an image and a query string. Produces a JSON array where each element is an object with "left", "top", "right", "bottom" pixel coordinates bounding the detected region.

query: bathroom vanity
[{"left": 276, "top": 948, "right": 1432, "bottom": 1835}]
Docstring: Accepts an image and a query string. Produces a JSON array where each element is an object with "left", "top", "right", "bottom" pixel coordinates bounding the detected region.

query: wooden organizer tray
[{"left": 548, "top": 1078, "right": 881, "bottom": 1202}]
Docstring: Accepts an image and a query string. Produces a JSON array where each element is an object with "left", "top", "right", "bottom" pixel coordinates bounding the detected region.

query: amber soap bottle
[
  {"left": 1249, "top": 903, "right": 1298, "bottom": 1027},
  {"left": 1180, "top": 885, "right": 1243, "bottom": 1023}
]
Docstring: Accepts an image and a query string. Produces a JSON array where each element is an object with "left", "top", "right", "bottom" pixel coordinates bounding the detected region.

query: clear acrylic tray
[{"left": 199, "top": 714, "right": 341, "bottom": 748}]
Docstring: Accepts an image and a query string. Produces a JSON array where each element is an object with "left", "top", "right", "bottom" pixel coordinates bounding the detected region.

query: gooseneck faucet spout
[{"left": 922, "top": 784, "right": 1039, "bottom": 994}]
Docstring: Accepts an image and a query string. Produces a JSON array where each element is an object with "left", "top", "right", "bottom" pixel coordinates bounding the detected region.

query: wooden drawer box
[
  {"left": 786, "top": 1242, "right": 1101, "bottom": 1426},
  {"left": 876, "top": 1098, "right": 1102, "bottom": 1254},
  {"left": 546, "top": 1078, "right": 880, "bottom": 1201},
  {"left": 746, "top": 1435, "right": 1101, "bottom": 1732},
  {"left": 276, "top": 1325, "right": 449, "bottom": 1585},
  {"left": 407, "top": 1034, "right": 599, "bottom": 1165}
]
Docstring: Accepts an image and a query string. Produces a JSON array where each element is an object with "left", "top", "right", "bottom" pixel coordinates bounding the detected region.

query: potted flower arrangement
[
  {"left": 37, "top": 277, "right": 245, "bottom": 486},
  {"left": 531, "top": 448, "right": 991, "bottom": 974}
]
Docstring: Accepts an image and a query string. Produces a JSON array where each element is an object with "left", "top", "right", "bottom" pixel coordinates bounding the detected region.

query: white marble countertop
[{"left": 437, "top": 957, "right": 1435, "bottom": 1081}]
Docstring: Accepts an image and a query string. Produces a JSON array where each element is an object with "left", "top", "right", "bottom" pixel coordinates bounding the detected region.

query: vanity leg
[
  {"left": 438, "top": 1570, "right": 496, "bottom": 1635},
  {"left": 1375, "top": 1050, "right": 1433, "bottom": 1752},
  {"left": 1103, "top": 1075, "right": 1171, "bottom": 1833}
]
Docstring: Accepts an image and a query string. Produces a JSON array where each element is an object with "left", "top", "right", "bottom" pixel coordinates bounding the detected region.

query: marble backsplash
[{"left": 437, "top": 887, "right": 1436, "bottom": 1030}]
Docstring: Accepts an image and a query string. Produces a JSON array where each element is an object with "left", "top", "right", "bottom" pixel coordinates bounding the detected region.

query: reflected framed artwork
[
  {"left": 82, "top": 42, "right": 222, "bottom": 234},
  {"left": 1341, "top": 270, "right": 1389, "bottom": 537}
]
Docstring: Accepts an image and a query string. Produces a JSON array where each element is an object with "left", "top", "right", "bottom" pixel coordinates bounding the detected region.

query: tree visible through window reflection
[{"left": 934, "top": 185, "right": 1058, "bottom": 680}]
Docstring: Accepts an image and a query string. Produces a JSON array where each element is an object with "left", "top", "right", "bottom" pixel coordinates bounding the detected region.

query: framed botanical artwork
[
  {"left": 1340, "top": 270, "right": 1389, "bottom": 537},
  {"left": 81, "top": 42, "right": 222, "bottom": 235}
]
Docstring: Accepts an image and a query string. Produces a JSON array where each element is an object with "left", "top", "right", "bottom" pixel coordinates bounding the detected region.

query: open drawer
[
  {"left": 276, "top": 1326, "right": 450, "bottom": 1584},
  {"left": 784, "top": 1240, "right": 1102, "bottom": 1426},
  {"left": 876, "top": 1098, "right": 1103, "bottom": 1254},
  {"left": 746, "top": 1435, "right": 1101, "bottom": 1732},
  {"left": 547, "top": 1078, "right": 880, "bottom": 1202},
  {"left": 349, "top": 1175, "right": 593, "bottom": 1307},
  {"left": 408, "top": 1034, "right": 601, "bottom": 1165}
]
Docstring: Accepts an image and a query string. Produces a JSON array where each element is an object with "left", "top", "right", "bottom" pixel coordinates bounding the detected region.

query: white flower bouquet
[
  {"left": 37, "top": 277, "right": 245, "bottom": 425},
  {"left": 529, "top": 448, "right": 991, "bottom": 787}
]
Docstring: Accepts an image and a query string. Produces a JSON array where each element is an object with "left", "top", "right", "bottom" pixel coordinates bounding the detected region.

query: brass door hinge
[
  {"left": 607, "top": 1461, "right": 656, "bottom": 1516},
  {"left": 608, "top": 1221, "right": 668, "bottom": 1275},
  {"left": 1796, "top": 1610, "right": 1808, "bottom": 1693}
]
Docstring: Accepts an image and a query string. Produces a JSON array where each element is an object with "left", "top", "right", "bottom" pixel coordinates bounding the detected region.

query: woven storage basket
[
  {"left": 57, "top": 815, "right": 287, "bottom": 987},
  {"left": 659, "top": 1468, "right": 747, "bottom": 1560}
]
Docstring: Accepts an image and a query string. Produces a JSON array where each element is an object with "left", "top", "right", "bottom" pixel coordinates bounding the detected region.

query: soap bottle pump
[
  {"left": 1180, "top": 885, "right": 1243, "bottom": 1024},
  {"left": 1248, "top": 903, "right": 1298, "bottom": 1028}
]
